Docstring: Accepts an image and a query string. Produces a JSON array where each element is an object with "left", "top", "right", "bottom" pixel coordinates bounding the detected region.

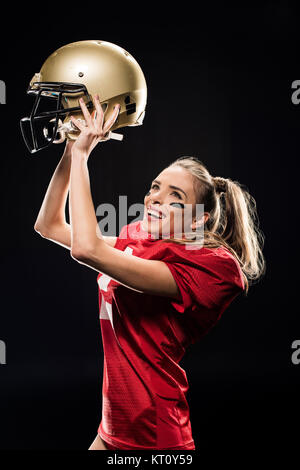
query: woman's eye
[
  {"left": 148, "top": 186, "right": 183, "bottom": 205},
  {"left": 170, "top": 202, "right": 184, "bottom": 209}
]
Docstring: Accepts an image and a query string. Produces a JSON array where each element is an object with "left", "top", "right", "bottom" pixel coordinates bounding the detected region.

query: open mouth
[
  {"left": 147, "top": 206, "right": 167, "bottom": 220},
  {"left": 147, "top": 211, "right": 163, "bottom": 220}
]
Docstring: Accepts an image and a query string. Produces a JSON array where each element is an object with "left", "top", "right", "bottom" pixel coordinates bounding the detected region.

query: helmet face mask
[
  {"left": 20, "top": 82, "right": 93, "bottom": 153},
  {"left": 20, "top": 40, "right": 147, "bottom": 154}
]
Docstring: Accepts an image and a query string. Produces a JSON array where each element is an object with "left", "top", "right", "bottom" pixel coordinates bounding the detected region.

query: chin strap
[{"left": 50, "top": 119, "right": 124, "bottom": 144}]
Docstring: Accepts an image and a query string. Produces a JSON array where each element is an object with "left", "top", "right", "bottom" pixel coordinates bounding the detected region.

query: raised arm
[
  {"left": 34, "top": 139, "right": 116, "bottom": 249},
  {"left": 34, "top": 140, "right": 73, "bottom": 249}
]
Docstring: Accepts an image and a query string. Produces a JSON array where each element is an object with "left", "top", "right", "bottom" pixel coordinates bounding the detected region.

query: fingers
[
  {"left": 70, "top": 115, "right": 85, "bottom": 131},
  {"left": 71, "top": 96, "right": 120, "bottom": 140},
  {"left": 93, "top": 94, "right": 104, "bottom": 128},
  {"left": 79, "top": 97, "right": 92, "bottom": 125},
  {"left": 103, "top": 104, "right": 121, "bottom": 135}
]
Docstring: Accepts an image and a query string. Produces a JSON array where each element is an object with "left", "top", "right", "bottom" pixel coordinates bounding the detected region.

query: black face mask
[{"left": 20, "top": 82, "right": 93, "bottom": 154}]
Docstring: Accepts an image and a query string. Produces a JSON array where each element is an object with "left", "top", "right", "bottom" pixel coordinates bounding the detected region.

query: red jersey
[{"left": 97, "top": 221, "right": 244, "bottom": 450}]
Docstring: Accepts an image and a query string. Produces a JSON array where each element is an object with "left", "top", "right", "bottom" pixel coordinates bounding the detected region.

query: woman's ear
[{"left": 191, "top": 212, "right": 210, "bottom": 230}]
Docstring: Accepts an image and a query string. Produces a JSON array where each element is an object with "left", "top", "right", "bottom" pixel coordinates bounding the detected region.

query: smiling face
[{"left": 141, "top": 165, "right": 207, "bottom": 239}]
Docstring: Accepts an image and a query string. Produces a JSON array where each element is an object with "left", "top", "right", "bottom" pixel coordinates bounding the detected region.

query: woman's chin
[{"left": 141, "top": 218, "right": 163, "bottom": 238}]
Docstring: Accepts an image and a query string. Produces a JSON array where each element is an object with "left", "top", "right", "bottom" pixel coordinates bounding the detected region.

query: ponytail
[{"left": 212, "top": 176, "right": 265, "bottom": 292}]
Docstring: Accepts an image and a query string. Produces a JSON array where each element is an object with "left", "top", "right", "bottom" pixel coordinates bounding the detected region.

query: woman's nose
[
  {"left": 148, "top": 192, "right": 163, "bottom": 205},
  {"left": 151, "top": 198, "right": 162, "bottom": 204}
]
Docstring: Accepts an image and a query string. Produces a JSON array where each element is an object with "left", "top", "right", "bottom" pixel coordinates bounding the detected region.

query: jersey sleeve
[{"left": 156, "top": 243, "right": 245, "bottom": 314}]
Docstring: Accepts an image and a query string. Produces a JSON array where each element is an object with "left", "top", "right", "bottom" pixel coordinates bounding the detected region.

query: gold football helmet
[{"left": 20, "top": 40, "right": 147, "bottom": 153}]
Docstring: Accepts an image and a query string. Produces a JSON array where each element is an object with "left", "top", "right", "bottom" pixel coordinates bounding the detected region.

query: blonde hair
[{"left": 160, "top": 156, "right": 265, "bottom": 293}]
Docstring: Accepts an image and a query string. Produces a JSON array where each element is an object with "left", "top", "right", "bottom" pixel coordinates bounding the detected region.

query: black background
[{"left": 0, "top": 3, "right": 299, "bottom": 453}]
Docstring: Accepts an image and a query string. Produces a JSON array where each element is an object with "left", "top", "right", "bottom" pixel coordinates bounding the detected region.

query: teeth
[{"left": 148, "top": 210, "right": 162, "bottom": 219}]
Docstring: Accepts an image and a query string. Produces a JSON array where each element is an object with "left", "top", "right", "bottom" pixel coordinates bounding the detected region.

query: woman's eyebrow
[{"left": 152, "top": 179, "right": 187, "bottom": 198}]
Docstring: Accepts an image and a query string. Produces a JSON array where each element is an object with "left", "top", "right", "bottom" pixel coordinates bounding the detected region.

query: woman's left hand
[{"left": 70, "top": 94, "right": 120, "bottom": 159}]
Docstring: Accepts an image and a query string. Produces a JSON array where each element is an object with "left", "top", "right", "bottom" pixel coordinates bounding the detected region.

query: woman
[{"left": 34, "top": 95, "right": 265, "bottom": 450}]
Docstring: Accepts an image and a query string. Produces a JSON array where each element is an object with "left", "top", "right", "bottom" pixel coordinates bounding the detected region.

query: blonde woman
[{"left": 34, "top": 95, "right": 265, "bottom": 450}]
